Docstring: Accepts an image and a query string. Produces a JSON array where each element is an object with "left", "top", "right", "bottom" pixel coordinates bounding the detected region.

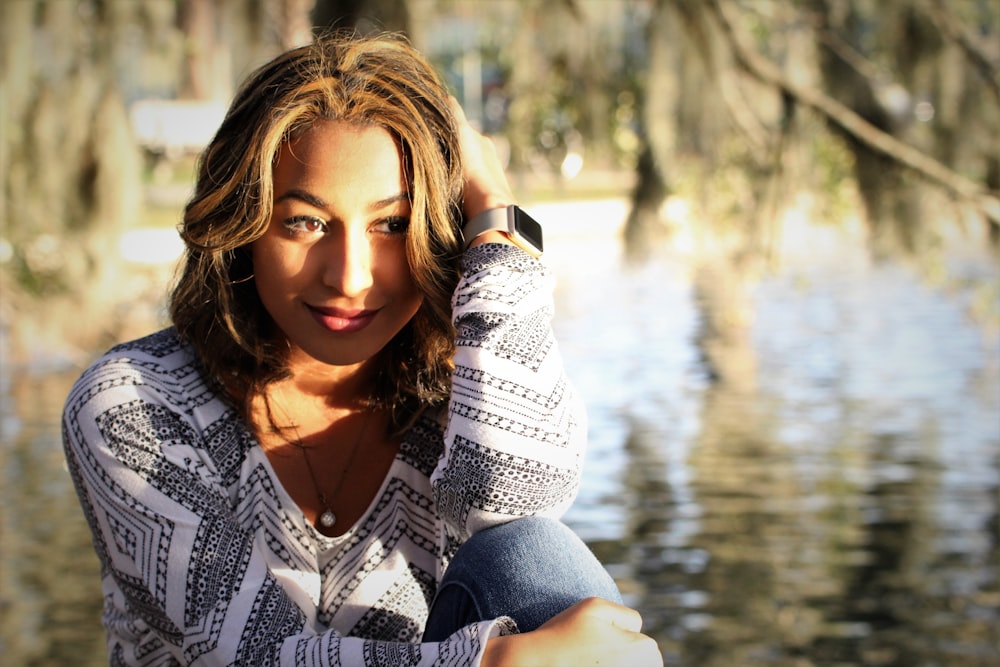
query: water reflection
[
  {"left": 1, "top": 210, "right": 997, "bottom": 666},
  {"left": 550, "top": 217, "right": 999, "bottom": 666},
  {"left": 1, "top": 370, "right": 106, "bottom": 667}
]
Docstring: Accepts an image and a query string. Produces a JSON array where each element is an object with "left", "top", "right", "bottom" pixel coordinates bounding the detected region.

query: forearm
[{"left": 432, "top": 243, "right": 586, "bottom": 536}]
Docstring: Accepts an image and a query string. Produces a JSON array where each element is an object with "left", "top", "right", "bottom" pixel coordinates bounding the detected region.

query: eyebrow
[{"left": 274, "top": 189, "right": 411, "bottom": 211}]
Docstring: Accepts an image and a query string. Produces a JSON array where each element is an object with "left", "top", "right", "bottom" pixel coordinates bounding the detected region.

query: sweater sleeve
[
  {"left": 431, "top": 243, "right": 588, "bottom": 540},
  {"left": 62, "top": 347, "right": 514, "bottom": 667}
]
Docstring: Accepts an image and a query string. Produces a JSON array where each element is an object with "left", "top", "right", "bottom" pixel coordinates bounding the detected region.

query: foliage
[{"left": 622, "top": 0, "right": 998, "bottom": 257}]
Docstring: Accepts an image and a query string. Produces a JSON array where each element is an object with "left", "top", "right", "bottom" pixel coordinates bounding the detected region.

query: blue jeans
[{"left": 422, "top": 516, "right": 623, "bottom": 641}]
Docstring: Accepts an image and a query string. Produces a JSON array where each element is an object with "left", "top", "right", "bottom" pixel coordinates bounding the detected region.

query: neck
[
  {"left": 252, "top": 366, "right": 375, "bottom": 444},
  {"left": 280, "top": 352, "right": 378, "bottom": 411}
]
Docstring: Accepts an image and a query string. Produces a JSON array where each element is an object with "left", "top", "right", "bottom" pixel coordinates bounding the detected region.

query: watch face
[{"left": 513, "top": 207, "right": 544, "bottom": 252}]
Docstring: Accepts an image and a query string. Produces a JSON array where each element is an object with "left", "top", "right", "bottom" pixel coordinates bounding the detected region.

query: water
[
  {"left": 547, "top": 210, "right": 1000, "bottom": 667},
  {"left": 2, "top": 207, "right": 998, "bottom": 666}
]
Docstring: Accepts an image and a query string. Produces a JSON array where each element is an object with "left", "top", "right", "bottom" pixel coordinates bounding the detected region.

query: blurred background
[{"left": 1, "top": 1, "right": 998, "bottom": 665}]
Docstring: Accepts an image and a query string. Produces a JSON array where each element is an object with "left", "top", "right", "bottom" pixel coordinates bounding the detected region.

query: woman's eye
[
  {"left": 373, "top": 216, "right": 410, "bottom": 235},
  {"left": 284, "top": 216, "right": 327, "bottom": 235}
]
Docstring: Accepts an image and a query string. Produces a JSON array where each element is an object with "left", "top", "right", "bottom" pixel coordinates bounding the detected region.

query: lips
[{"left": 307, "top": 304, "right": 379, "bottom": 333}]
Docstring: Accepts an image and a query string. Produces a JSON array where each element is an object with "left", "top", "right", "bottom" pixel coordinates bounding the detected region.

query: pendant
[{"left": 319, "top": 509, "right": 336, "bottom": 528}]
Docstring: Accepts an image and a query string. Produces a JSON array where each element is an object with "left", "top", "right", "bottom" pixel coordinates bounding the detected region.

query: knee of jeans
[
  {"left": 459, "top": 516, "right": 570, "bottom": 561},
  {"left": 446, "top": 517, "right": 620, "bottom": 595},
  {"left": 486, "top": 515, "right": 571, "bottom": 542},
  {"left": 438, "top": 517, "right": 623, "bottom": 626},
  {"left": 443, "top": 517, "right": 560, "bottom": 582},
  {"left": 505, "top": 517, "right": 623, "bottom": 602}
]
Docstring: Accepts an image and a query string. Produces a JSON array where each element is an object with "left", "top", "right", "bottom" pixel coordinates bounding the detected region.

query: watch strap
[
  {"left": 462, "top": 205, "right": 543, "bottom": 257},
  {"left": 462, "top": 206, "right": 512, "bottom": 248}
]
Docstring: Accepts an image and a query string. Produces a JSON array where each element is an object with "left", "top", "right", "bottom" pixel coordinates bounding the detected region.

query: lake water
[{"left": 2, "top": 201, "right": 997, "bottom": 666}]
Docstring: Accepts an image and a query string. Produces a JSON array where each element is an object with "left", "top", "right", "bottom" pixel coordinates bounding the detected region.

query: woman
[{"left": 63, "top": 32, "right": 662, "bottom": 666}]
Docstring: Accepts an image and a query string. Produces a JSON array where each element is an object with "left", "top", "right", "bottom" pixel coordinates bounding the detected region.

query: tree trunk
[
  {"left": 623, "top": 0, "right": 673, "bottom": 255},
  {"left": 178, "top": 0, "right": 232, "bottom": 101},
  {"left": 707, "top": 0, "right": 1000, "bottom": 234},
  {"left": 312, "top": 0, "right": 411, "bottom": 34}
]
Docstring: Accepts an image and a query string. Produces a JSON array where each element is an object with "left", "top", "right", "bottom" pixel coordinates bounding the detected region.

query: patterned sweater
[{"left": 62, "top": 244, "right": 586, "bottom": 666}]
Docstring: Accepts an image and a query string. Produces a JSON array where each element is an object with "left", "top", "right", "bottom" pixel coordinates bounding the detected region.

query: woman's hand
[
  {"left": 482, "top": 597, "right": 664, "bottom": 667},
  {"left": 450, "top": 97, "right": 516, "bottom": 225}
]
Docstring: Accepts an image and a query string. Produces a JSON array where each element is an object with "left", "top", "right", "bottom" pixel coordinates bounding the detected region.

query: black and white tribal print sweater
[{"left": 62, "top": 244, "right": 587, "bottom": 666}]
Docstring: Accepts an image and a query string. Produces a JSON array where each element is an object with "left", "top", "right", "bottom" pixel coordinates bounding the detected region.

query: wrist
[{"left": 467, "top": 230, "right": 510, "bottom": 250}]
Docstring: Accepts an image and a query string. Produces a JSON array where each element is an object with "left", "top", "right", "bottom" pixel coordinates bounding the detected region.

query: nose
[{"left": 324, "top": 227, "right": 374, "bottom": 297}]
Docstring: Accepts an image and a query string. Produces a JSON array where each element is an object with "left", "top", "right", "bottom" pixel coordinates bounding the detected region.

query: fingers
[
  {"left": 525, "top": 599, "right": 664, "bottom": 667},
  {"left": 579, "top": 600, "right": 661, "bottom": 667},
  {"left": 449, "top": 98, "right": 515, "bottom": 219},
  {"left": 630, "top": 633, "right": 665, "bottom": 667},
  {"left": 573, "top": 597, "right": 643, "bottom": 633},
  {"left": 605, "top": 602, "right": 644, "bottom": 633},
  {"left": 448, "top": 95, "right": 468, "bottom": 124}
]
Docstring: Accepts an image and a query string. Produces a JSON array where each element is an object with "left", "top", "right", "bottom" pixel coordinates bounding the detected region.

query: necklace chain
[{"left": 287, "top": 410, "right": 371, "bottom": 530}]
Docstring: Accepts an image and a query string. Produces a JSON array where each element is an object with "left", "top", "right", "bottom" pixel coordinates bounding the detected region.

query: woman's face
[{"left": 252, "top": 120, "right": 423, "bottom": 371}]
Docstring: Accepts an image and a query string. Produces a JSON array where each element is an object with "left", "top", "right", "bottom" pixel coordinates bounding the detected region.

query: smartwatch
[{"left": 462, "top": 205, "right": 544, "bottom": 258}]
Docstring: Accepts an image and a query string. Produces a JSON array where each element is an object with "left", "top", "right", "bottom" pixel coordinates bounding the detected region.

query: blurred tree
[
  {"left": 805, "top": 0, "right": 1000, "bottom": 253},
  {"left": 623, "top": 0, "right": 673, "bottom": 254},
  {"left": 178, "top": 0, "right": 230, "bottom": 100},
  {"left": 273, "top": 0, "right": 317, "bottom": 49},
  {"left": 689, "top": 0, "right": 999, "bottom": 254},
  {"left": 500, "top": 1, "right": 609, "bottom": 177},
  {"left": 312, "top": 0, "right": 411, "bottom": 34},
  {"left": 1, "top": 0, "right": 144, "bottom": 357},
  {"left": 621, "top": 0, "right": 998, "bottom": 258}
]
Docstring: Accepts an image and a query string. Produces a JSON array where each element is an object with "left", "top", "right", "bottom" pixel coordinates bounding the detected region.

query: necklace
[{"left": 288, "top": 410, "right": 371, "bottom": 530}]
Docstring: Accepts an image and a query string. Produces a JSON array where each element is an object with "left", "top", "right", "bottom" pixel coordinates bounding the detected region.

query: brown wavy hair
[{"left": 169, "top": 31, "right": 464, "bottom": 431}]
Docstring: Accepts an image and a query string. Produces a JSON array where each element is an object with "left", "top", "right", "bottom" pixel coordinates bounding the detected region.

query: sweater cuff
[
  {"left": 461, "top": 242, "right": 541, "bottom": 275},
  {"left": 468, "top": 616, "right": 520, "bottom": 667}
]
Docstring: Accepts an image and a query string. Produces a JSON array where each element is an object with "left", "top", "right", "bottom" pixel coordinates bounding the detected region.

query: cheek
[
  {"left": 380, "top": 256, "right": 423, "bottom": 321},
  {"left": 380, "top": 243, "right": 419, "bottom": 293}
]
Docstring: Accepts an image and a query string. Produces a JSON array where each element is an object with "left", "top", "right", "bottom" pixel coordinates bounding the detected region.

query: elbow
[{"left": 432, "top": 437, "right": 583, "bottom": 533}]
